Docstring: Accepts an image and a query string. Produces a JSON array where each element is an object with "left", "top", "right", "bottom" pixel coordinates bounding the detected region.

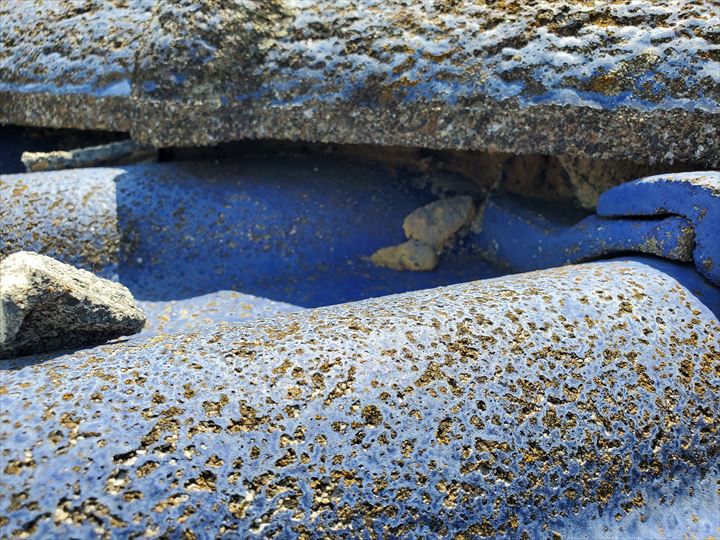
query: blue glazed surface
[
  {"left": 2, "top": 155, "right": 720, "bottom": 538},
  {"left": 137, "top": 291, "right": 301, "bottom": 337},
  {"left": 469, "top": 190, "right": 720, "bottom": 317},
  {"left": 617, "top": 256, "right": 720, "bottom": 319},
  {"left": 1, "top": 261, "right": 718, "bottom": 538},
  {"left": 0, "top": 158, "right": 503, "bottom": 308},
  {"left": 471, "top": 194, "right": 694, "bottom": 270},
  {"left": 597, "top": 171, "right": 720, "bottom": 286}
]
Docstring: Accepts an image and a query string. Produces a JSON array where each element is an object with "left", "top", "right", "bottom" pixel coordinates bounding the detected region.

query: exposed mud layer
[{"left": 163, "top": 139, "right": 703, "bottom": 208}]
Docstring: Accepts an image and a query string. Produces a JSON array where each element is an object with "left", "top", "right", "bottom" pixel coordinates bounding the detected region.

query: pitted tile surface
[
  {"left": 0, "top": 160, "right": 505, "bottom": 306},
  {"left": 1, "top": 261, "right": 718, "bottom": 538},
  {"left": 0, "top": 168, "right": 121, "bottom": 279},
  {"left": 138, "top": 291, "right": 301, "bottom": 337}
]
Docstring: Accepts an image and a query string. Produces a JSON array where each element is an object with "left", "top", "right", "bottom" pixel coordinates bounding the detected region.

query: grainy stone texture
[
  {"left": 0, "top": 0, "right": 153, "bottom": 97},
  {"left": 403, "top": 196, "right": 475, "bottom": 250},
  {"left": 0, "top": 261, "right": 718, "bottom": 538},
  {"left": 0, "top": 251, "right": 145, "bottom": 359},
  {"left": 1, "top": 1, "right": 718, "bottom": 165},
  {"left": 370, "top": 239, "right": 439, "bottom": 271}
]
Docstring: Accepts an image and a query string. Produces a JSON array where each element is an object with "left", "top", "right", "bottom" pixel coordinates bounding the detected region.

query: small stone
[
  {"left": 370, "top": 240, "right": 438, "bottom": 272},
  {"left": 403, "top": 196, "right": 475, "bottom": 250},
  {"left": 0, "top": 251, "right": 146, "bottom": 359},
  {"left": 21, "top": 140, "right": 156, "bottom": 172}
]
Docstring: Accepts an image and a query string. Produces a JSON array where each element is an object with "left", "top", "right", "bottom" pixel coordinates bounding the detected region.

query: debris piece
[
  {"left": 371, "top": 196, "right": 475, "bottom": 272},
  {"left": 21, "top": 140, "right": 156, "bottom": 172},
  {"left": 403, "top": 196, "right": 475, "bottom": 250},
  {"left": 370, "top": 240, "right": 438, "bottom": 272},
  {"left": 0, "top": 251, "right": 146, "bottom": 359}
]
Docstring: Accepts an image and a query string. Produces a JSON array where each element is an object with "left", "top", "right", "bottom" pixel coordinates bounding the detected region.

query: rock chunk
[
  {"left": 370, "top": 240, "right": 438, "bottom": 272},
  {"left": 0, "top": 251, "right": 145, "bottom": 359},
  {"left": 403, "top": 196, "right": 475, "bottom": 250}
]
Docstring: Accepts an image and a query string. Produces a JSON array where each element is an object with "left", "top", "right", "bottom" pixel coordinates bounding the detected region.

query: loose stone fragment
[
  {"left": 403, "top": 196, "right": 475, "bottom": 250},
  {"left": 21, "top": 140, "right": 156, "bottom": 172},
  {"left": 0, "top": 251, "right": 146, "bottom": 359},
  {"left": 370, "top": 240, "right": 438, "bottom": 272}
]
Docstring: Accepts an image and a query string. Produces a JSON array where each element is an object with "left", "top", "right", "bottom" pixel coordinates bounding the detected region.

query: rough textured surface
[
  {"left": 138, "top": 291, "right": 301, "bottom": 337},
  {"left": 1, "top": 1, "right": 718, "bottom": 164},
  {"left": 0, "top": 251, "right": 145, "bottom": 359},
  {"left": 557, "top": 155, "right": 668, "bottom": 209},
  {"left": 0, "top": 160, "right": 504, "bottom": 306},
  {"left": 0, "top": 167, "right": 122, "bottom": 279},
  {"left": 0, "top": 0, "right": 153, "bottom": 97},
  {"left": 0, "top": 261, "right": 718, "bottom": 538},
  {"left": 404, "top": 196, "right": 475, "bottom": 250},
  {"left": 370, "top": 239, "right": 439, "bottom": 271},
  {"left": 613, "top": 256, "right": 720, "bottom": 319},
  {"left": 598, "top": 171, "right": 720, "bottom": 285},
  {"left": 21, "top": 140, "right": 155, "bottom": 172},
  {"left": 472, "top": 193, "right": 696, "bottom": 272}
]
